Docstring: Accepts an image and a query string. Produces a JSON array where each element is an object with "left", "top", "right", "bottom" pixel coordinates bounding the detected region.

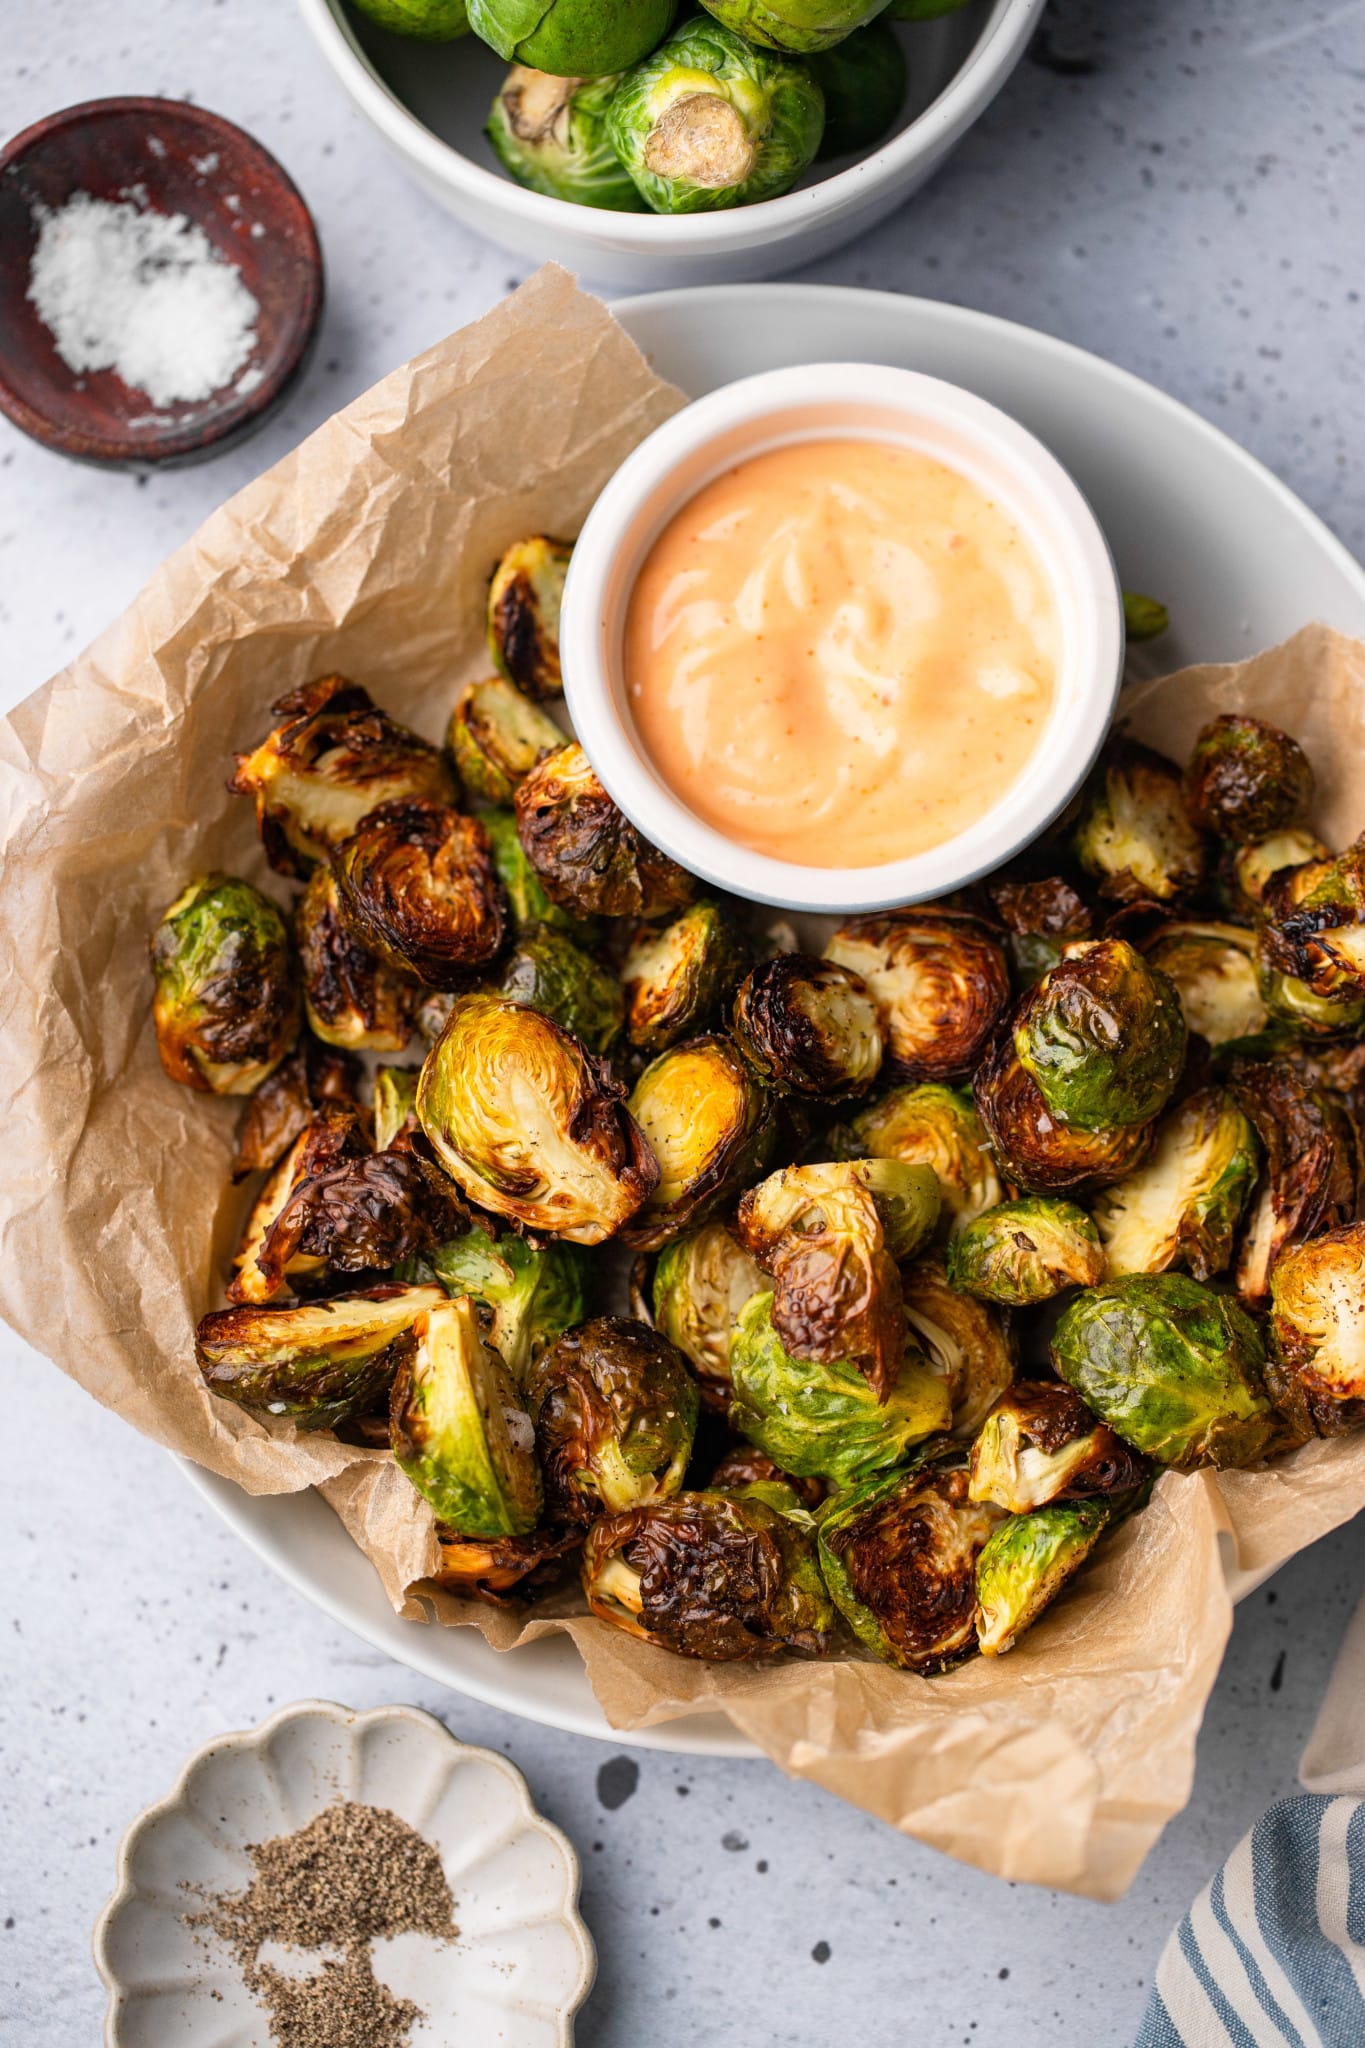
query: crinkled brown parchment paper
[{"left": 3, "top": 265, "right": 1364, "bottom": 1900}]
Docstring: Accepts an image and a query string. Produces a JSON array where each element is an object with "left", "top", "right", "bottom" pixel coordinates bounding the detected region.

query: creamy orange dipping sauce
[{"left": 623, "top": 437, "right": 1060, "bottom": 869}]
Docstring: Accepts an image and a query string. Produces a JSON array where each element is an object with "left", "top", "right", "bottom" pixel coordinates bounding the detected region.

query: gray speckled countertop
[{"left": 3, "top": 4, "right": 1364, "bottom": 2043}]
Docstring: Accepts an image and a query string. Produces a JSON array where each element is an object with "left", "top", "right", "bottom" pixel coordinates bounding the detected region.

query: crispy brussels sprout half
[
  {"left": 1266, "top": 1223, "right": 1365, "bottom": 1438},
  {"left": 731, "top": 953, "right": 882, "bottom": 1099},
  {"left": 607, "top": 17, "right": 824, "bottom": 214},
  {"left": 973, "top": 1034, "right": 1155, "bottom": 1197},
  {"left": 976, "top": 1495, "right": 1128, "bottom": 1657},
  {"left": 987, "top": 875, "right": 1093, "bottom": 989},
  {"left": 1092, "top": 1087, "right": 1258, "bottom": 1282},
  {"left": 350, "top": 0, "right": 469, "bottom": 37},
  {"left": 150, "top": 874, "right": 299, "bottom": 1095},
  {"left": 709, "top": 1442, "right": 827, "bottom": 1510},
  {"left": 332, "top": 800, "right": 505, "bottom": 988},
  {"left": 428, "top": 1222, "right": 588, "bottom": 1385},
  {"left": 1258, "top": 837, "right": 1365, "bottom": 1030},
  {"left": 498, "top": 923, "right": 624, "bottom": 1053},
  {"left": 1051, "top": 1272, "right": 1279, "bottom": 1469},
  {"left": 1122, "top": 590, "right": 1170, "bottom": 641},
  {"left": 515, "top": 742, "right": 696, "bottom": 920},
  {"left": 373, "top": 1065, "right": 420, "bottom": 1152},
  {"left": 417, "top": 993, "right": 657, "bottom": 1243},
  {"left": 582, "top": 1489, "right": 833, "bottom": 1661},
  {"left": 469, "top": 0, "right": 676, "bottom": 75},
  {"left": 817, "top": 1446, "right": 1003, "bottom": 1672},
  {"left": 809, "top": 20, "right": 906, "bottom": 155},
  {"left": 623, "top": 1036, "right": 776, "bottom": 1252},
  {"left": 229, "top": 676, "right": 454, "bottom": 877},
  {"left": 232, "top": 1039, "right": 363, "bottom": 1181},
  {"left": 431, "top": 1523, "right": 582, "bottom": 1606},
  {"left": 1142, "top": 921, "right": 1267, "bottom": 1047},
  {"left": 623, "top": 900, "right": 749, "bottom": 1053},
  {"left": 824, "top": 911, "right": 1010, "bottom": 1084},
  {"left": 391, "top": 1296, "right": 542, "bottom": 1535},
  {"left": 295, "top": 865, "right": 416, "bottom": 1054},
  {"left": 1185, "top": 714, "right": 1314, "bottom": 841},
  {"left": 837, "top": 1083, "right": 1003, "bottom": 1233},
  {"left": 1014, "top": 939, "right": 1187, "bottom": 1131},
  {"left": 700, "top": 0, "right": 890, "bottom": 54},
  {"left": 481, "top": 805, "right": 588, "bottom": 938},
  {"left": 447, "top": 675, "right": 566, "bottom": 808},
  {"left": 899, "top": 1252, "right": 1016, "bottom": 1437},
  {"left": 1228, "top": 1058, "right": 1359, "bottom": 1301},
  {"left": 968, "top": 1380, "right": 1150, "bottom": 1515},
  {"left": 487, "top": 536, "right": 571, "bottom": 699},
  {"left": 257, "top": 1134, "right": 467, "bottom": 1297},
  {"left": 1229, "top": 827, "right": 1329, "bottom": 920},
  {"left": 651, "top": 1221, "right": 766, "bottom": 1410},
  {"left": 528, "top": 1316, "right": 698, "bottom": 1522},
  {"left": 729, "top": 1291, "right": 951, "bottom": 1488},
  {"left": 947, "top": 1197, "right": 1104, "bottom": 1306},
  {"left": 1072, "top": 740, "right": 1206, "bottom": 904},
  {"left": 228, "top": 1107, "right": 368, "bottom": 1304},
  {"left": 487, "top": 67, "right": 646, "bottom": 207},
  {"left": 196, "top": 1283, "right": 446, "bottom": 1430}
]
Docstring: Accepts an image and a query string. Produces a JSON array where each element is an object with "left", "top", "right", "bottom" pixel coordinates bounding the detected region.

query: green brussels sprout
[
  {"left": 149, "top": 874, "right": 299, "bottom": 1095},
  {"left": 976, "top": 1495, "right": 1129, "bottom": 1657},
  {"left": 1227, "top": 1058, "right": 1359, "bottom": 1302},
  {"left": 295, "top": 866, "right": 417, "bottom": 1054},
  {"left": 1258, "top": 836, "right": 1365, "bottom": 1027},
  {"left": 1142, "top": 921, "right": 1267, "bottom": 1047},
  {"left": 968, "top": 1380, "right": 1150, "bottom": 1515},
  {"left": 498, "top": 923, "right": 624, "bottom": 1053},
  {"left": 1072, "top": 740, "right": 1206, "bottom": 904},
  {"left": 729, "top": 1291, "right": 951, "bottom": 1487},
  {"left": 515, "top": 742, "right": 696, "bottom": 920},
  {"left": 1050, "top": 1271, "right": 1279, "bottom": 1469},
  {"left": 1122, "top": 590, "right": 1170, "bottom": 641},
  {"left": 651, "top": 1221, "right": 766, "bottom": 1409},
  {"left": 973, "top": 1032, "right": 1155, "bottom": 1197},
  {"left": 623, "top": 1035, "right": 777, "bottom": 1251},
  {"left": 1092, "top": 1087, "right": 1258, "bottom": 1282},
  {"left": 731, "top": 953, "right": 882, "bottom": 1098},
  {"left": 527, "top": 1316, "right": 699, "bottom": 1521},
  {"left": 1014, "top": 939, "right": 1187, "bottom": 1131},
  {"left": 229, "top": 675, "right": 455, "bottom": 877},
  {"left": 623, "top": 899, "right": 749, "bottom": 1052},
  {"left": 1257, "top": 964, "right": 1365, "bottom": 1039},
  {"left": 607, "top": 17, "right": 825, "bottom": 214},
  {"left": 447, "top": 675, "right": 566, "bottom": 808},
  {"left": 816, "top": 1445, "right": 1003, "bottom": 1672},
  {"left": 390, "top": 1295, "right": 542, "bottom": 1535},
  {"left": 469, "top": 0, "right": 676, "bottom": 75},
  {"left": 487, "top": 535, "right": 572, "bottom": 696},
  {"left": 481, "top": 805, "right": 590, "bottom": 938},
  {"left": 332, "top": 800, "right": 506, "bottom": 988},
  {"left": 808, "top": 20, "right": 906, "bottom": 156},
  {"left": 349, "top": 0, "right": 469, "bottom": 36},
  {"left": 824, "top": 911, "right": 1010, "bottom": 1083},
  {"left": 582, "top": 1489, "right": 833, "bottom": 1660},
  {"left": 987, "top": 875, "right": 1093, "bottom": 989},
  {"left": 1266, "top": 1223, "right": 1365, "bottom": 1439},
  {"left": 196, "top": 1282, "right": 447, "bottom": 1430},
  {"left": 1228, "top": 827, "right": 1329, "bottom": 920},
  {"left": 837, "top": 1082, "right": 1003, "bottom": 1233},
  {"left": 708, "top": 1441, "right": 827, "bottom": 1510},
  {"left": 487, "top": 67, "right": 647, "bottom": 207},
  {"left": 947, "top": 1197, "right": 1105, "bottom": 1306},
  {"left": 417, "top": 992, "right": 657, "bottom": 1243},
  {"left": 232, "top": 1038, "right": 364, "bottom": 1182},
  {"left": 428, "top": 1222, "right": 589, "bottom": 1384},
  {"left": 899, "top": 1252, "right": 1016, "bottom": 1437},
  {"left": 700, "top": 0, "right": 891, "bottom": 55},
  {"left": 1185, "top": 714, "right": 1314, "bottom": 841},
  {"left": 431, "top": 1523, "right": 583, "bottom": 1605}
]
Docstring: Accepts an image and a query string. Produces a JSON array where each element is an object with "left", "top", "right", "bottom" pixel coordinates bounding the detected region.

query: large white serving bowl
[
  {"left": 187, "top": 283, "right": 1365, "bottom": 1757},
  {"left": 297, "top": 0, "right": 1046, "bottom": 289}
]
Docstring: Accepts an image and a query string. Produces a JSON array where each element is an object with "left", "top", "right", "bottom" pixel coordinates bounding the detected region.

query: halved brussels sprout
[
  {"left": 469, "top": 0, "right": 676, "bottom": 75},
  {"left": 1051, "top": 1271, "right": 1279, "bottom": 1469},
  {"left": 976, "top": 1495, "right": 1128, "bottom": 1657},
  {"left": 899, "top": 1252, "right": 1017, "bottom": 1437},
  {"left": 487, "top": 536, "right": 571, "bottom": 698},
  {"left": 1228, "top": 827, "right": 1329, "bottom": 919},
  {"left": 700, "top": 0, "right": 890, "bottom": 54},
  {"left": 1073, "top": 739, "right": 1207, "bottom": 904},
  {"left": 987, "top": 875, "right": 1093, "bottom": 989},
  {"left": 1266, "top": 1223, "right": 1365, "bottom": 1438},
  {"left": 390, "top": 1296, "right": 542, "bottom": 1535},
  {"left": 229, "top": 675, "right": 454, "bottom": 876},
  {"left": 1228, "top": 1057, "right": 1359, "bottom": 1301},
  {"left": 498, "top": 923, "right": 624, "bottom": 1053},
  {"left": 228, "top": 1107, "right": 367, "bottom": 1304},
  {"left": 973, "top": 1033, "right": 1155, "bottom": 1196},
  {"left": 651, "top": 1221, "right": 766, "bottom": 1409},
  {"left": 1122, "top": 590, "right": 1170, "bottom": 641},
  {"left": 232, "top": 1039, "right": 364, "bottom": 1181},
  {"left": 515, "top": 742, "right": 696, "bottom": 919},
  {"left": 481, "top": 805, "right": 589, "bottom": 938},
  {"left": 947, "top": 1197, "right": 1104, "bottom": 1306},
  {"left": 1185, "top": 714, "right": 1314, "bottom": 841},
  {"left": 350, "top": 0, "right": 469, "bottom": 36},
  {"left": 431, "top": 1523, "right": 583, "bottom": 1606},
  {"left": 373, "top": 1065, "right": 420, "bottom": 1152},
  {"left": 196, "top": 1283, "right": 447, "bottom": 1430},
  {"left": 809, "top": 19, "right": 906, "bottom": 155},
  {"left": 622, "top": 1036, "right": 776, "bottom": 1252},
  {"left": 1258, "top": 836, "right": 1365, "bottom": 1028},
  {"left": 1014, "top": 939, "right": 1186, "bottom": 1131},
  {"left": 837, "top": 1082, "right": 1003, "bottom": 1233},
  {"left": 428, "top": 1222, "right": 589, "bottom": 1384},
  {"left": 731, "top": 953, "right": 881, "bottom": 1098},
  {"left": 487, "top": 67, "right": 646, "bottom": 207},
  {"left": 527, "top": 1316, "right": 698, "bottom": 1522},
  {"left": 709, "top": 1442, "right": 827, "bottom": 1511},
  {"left": 623, "top": 899, "right": 749, "bottom": 1053},
  {"left": 295, "top": 866, "right": 416, "bottom": 1054},
  {"left": 582, "top": 1489, "right": 833, "bottom": 1661},
  {"left": 1142, "top": 921, "right": 1267, "bottom": 1047},
  {"left": 1092, "top": 1087, "right": 1258, "bottom": 1282},
  {"left": 447, "top": 675, "right": 566, "bottom": 807},
  {"left": 417, "top": 993, "right": 657, "bottom": 1244},
  {"left": 150, "top": 874, "right": 299, "bottom": 1095},
  {"left": 968, "top": 1380, "right": 1150, "bottom": 1515},
  {"left": 258, "top": 1135, "right": 467, "bottom": 1299},
  {"left": 332, "top": 800, "right": 505, "bottom": 988},
  {"left": 824, "top": 911, "right": 1010, "bottom": 1084}
]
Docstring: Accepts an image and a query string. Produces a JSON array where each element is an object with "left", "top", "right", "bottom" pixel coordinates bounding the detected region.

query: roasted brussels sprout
[
  {"left": 968, "top": 1380, "right": 1150, "bottom": 1515},
  {"left": 1258, "top": 837, "right": 1365, "bottom": 1032},
  {"left": 1228, "top": 827, "right": 1329, "bottom": 919},
  {"left": 373, "top": 1065, "right": 420, "bottom": 1152},
  {"left": 622, "top": 1036, "right": 776, "bottom": 1251},
  {"left": 973, "top": 1033, "right": 1155, "bottom": 1196},
  {"left": 1142, "top": 921, "right": 1267, "bottom": 1047},
  {"left": 515, "top": 743, "right": 695, "bottom": 920},
  {"left": 824, "top": 911, "right": 1010, "bottom": 1084},
  {"left": 349, "top": 0, "right": 469, "bottom": 36},
  {"left": 899, "top": 1252, "right": 1016, "bottom": 1437},
  {"left": 709, "top": 1442, "right": 826, "bottom": 1511},
  {"left": 1051, "top": 1272, "right": 1279, "bottom": 1469},
  {"left": 623, "top": 900, "right": 749, "bottom": 1053},
  {"left": 816, "top": 1446, "right": 1003, "bottom": 1672},
  {"left": 487, "top": 536, "right": 571, "bottom": 699},
  {"left": 651, "top": 1221, "right": 766, "bottom": 1409},
  {"left": 417, "top": 993, "right": 657, "bottom": 1243},
  {"left": 487, "top": 67, "right": 646, "bottom": 207},
  {"left": 469, "top": 0, "right": 676, "bottom": 75},
  {"left": 700, "top": 0, "right": 890, "bottom": 53},
  {"left": 1228, "top": 1058, "right": 1359, "bottom": 1301},
  {"left": 481, "top": 805, "right": 588, "bottom": 938},
  {"left": 232, "top": 1039, "right": 363, "bottom": 1181},
  {"left": 837, "top": 1082, "right": 1003, "bottom": 1233},
  {"left": 428, "top": 1222, "right": 588, "bottom": 1384},
  {"left": 607, "top": 17, "right": 824, "bottom": 214},
  {"left": 808, "top": 19, "right": 906, "bottom": 155},
  {"left": 976, "top": 1495, "right": 1127, "bottom": 1657},
  {"left": 228, "top": 1106, "right": 370, "bottom": 1304},
  {"left": 1092, "top": 1087, "right": 1258, "bottom": 1282},
  {"left": 987, "top": 874, "right": 1093, "bottom": 989},
  {"left": 947, "top": 1197, "right": 1104, "bottom": 1306},
  {"left": 447, "top": 675, "right": 566, "bottom": 807},
  {"left": 1014, "top": 939, "right": 1186, "bottom": 1130},
  {"left": 731, "top": 953, "right": 882, "bottom": 1098},
  {"left": 498, "top": 923, "right": 624, "bottom": 1053},
  {"left": 1122, "top": 590, "right": 1170, "bottom": 641},
  {"left": 582, "top": 1489, "right": 833, "bottom": 1661},
  {"left": 729, "top": 1291, "right": 951, "bottom": 1487},
  {"left": 1185, "top": 714, "right": 1314, "bottom": 841},
  {"left": 1266, "top": 1223, "right": 1365, "bottom": 1438},
  {"left": 332, "top": 800, "right": 505, "bottom": 988},
  {"left": 257, "top": 1134, "right": 466, "bottom": 1299},
  {"left": 390, "top": 1296, "right": 542, "bottom": 1535},
  {"left": 431, "top": 1523, "right": 582, "bottom": 1605},
  {"left": 527, "top": 1316, "right": 698, "bottom": 1522},
  {"left": 295, "top": 866, "right": 416, "bottom": 1053},
  {"left": 196, "top": 1282, "right": 446, "bottom": 1429},
  {"left": 229, "top": 676, "right": 454, "bottom": 876},
  {"left": 1072, "top": 740, "right": 1206, "bottom": 904},
  {"left": 150, "top": 874, "right": 299, "bottom": 1095}
]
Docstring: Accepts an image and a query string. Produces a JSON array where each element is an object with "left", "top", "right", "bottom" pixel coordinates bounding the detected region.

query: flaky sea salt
[{"left": 27, "top": 190, "right": 260, "bottom": 409}]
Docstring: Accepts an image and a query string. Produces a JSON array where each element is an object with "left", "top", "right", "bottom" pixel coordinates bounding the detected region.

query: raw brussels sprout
[
  {"left": 899, "top": 1252, "right": 1016, "bottom": 1437},
  {"left": 709, "top": 1442, "right": 827, "bottom": 1510},
  {"left": 428, "top": 1223, "right": 589, "bottom": 1384},
  {"left": 196, "top": 1283, "right": 447, "bottom": 1430},
  {"left": 700, "top": 0, "right": 891, "bottom": 54},
  {"left": 987, "top": 874, "right": 1093, "bottom": 989},
  {"left": 391, "top": 1296, "right": 542, "bottom": 1535},
  {"left": 1014, "top": 939, "right": 1187, "bottom": 1131},
  {"left": 623, "top": 1035, "right": 776, "bottom": 1251},
  {"left": 1266, "top": 1223, "right": 1365, "bottom": 1438},
  {"left": 1185, "top": 714, "right": 1314, "bottom": 841},
  {"left": 816, "top": 1445, "right": 1003, "bottom": 1672},
  {"left": 332, "top": 800, "right": 506, "bottom": 988},
  {"left": 975, "top": 1495, "right": 1126, "bottom": 1658},
  {"left": 487, "top": 535, "right": 571, "bottom": 697},
  {"left": 729, "top": 1291, "right": 951, "bottom": 1488},
  {"left": 1142, "top": 921, "right": 1267, "bottom": 1047},
  {"left": 487, "top": 68, "right": 646, "bottom": 207},
  {"left": 431, "top": 1523, "right": 583, "bottom": 1605},
  {"left": 1228, "top": 827, "right": 1329, "bottom": 919},
  {"left": 469, "top": 0, "right": 676, "bottom": 75},
  {"left": 607, "top": 17, "right": 824, "bottom": 214},
  {"left": 731, "top": 953, "right": 882, "bottom": 1098},
  {"left": 1122, "top": 590, "right": 1170, "bottom": 641},
  {"left": 149, "top": 874, "right": 299, "bottom": 1095},
  {"left": 651, "top": 1221, "right": 766, "bottom": 1409},
  {"left": 968, "top": 1380, "right": 1150, "bottom": 1515},
  {"left": 515, "top": 743, "right": 696, "bottom": 919},
  {"left": 824, "top": 911, "right": 1010, "bottom": 1084},
  {"left": 1092, "top": 1087, "right": 1258, "bottom": 1282},
  {"left": 947, "top": 1197, "right": 1104, "bottom": 1306},
  {"left": 1072, "top": 740, "right": 1206, "bottom": 904},
  {"left": 973, "top": 1034, "right": 1155, "bottom": 1196},
  {"left": 350, "top": 0, "right": 469, "bottom": 36},
  {"left": 623, "top": 899, "right": 749, "bottom": 1052},
  {"left": 582, "top": 1489, "right": 833, "bottom": 1660},
  {"left": 837, "top": 1082, "right": 1003, "bottom": 1233},
  {"left": 808, "top": 20, "right": 906, "bottom": 156},
  {"left": 498, "top": 923, "right": 624, "bottom": 1053},
  {"left": 295, "top": 866, "right": 416, "bottom": 1053},
  {"left": 232, "top": 1039, "right": 363, "bottom": 1181},
  {"left": 1050, "top": 1271, "right": 1279, "bottom": 1469},
  {"left": 527, "top": 1316, "right": 698, "bottom": 1522},
  {"left": 229, "top": 675, "right": 454, "bottom": 876},
  {"left": 1258, "top": 837, "right": 1365, "bottom": 1029},
  {"left": 417, "top": 993, "right": 657, "bottom": 1243},
  {"left": 481, "top": 805, "right": 588, "bottom": 937},
  {"left": 1227, "top": 1058, "right": 1359, "bottom": 1301},
  {"left": 447, "top": 675, "right": 566, "bottom": 807}
]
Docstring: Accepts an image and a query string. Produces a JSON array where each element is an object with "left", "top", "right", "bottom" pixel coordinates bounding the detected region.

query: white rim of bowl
[{"left": 297, "top": 0, "right": 1048, "bottom": 247}]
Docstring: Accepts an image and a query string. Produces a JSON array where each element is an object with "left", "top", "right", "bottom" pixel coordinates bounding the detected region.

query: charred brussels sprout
[
  {"left": 1266, "top": 1224, "right": 1365, "bottom": 1438},
  {"left": 651, "top": 1221, "right": 766, "bottom": 1409},
  {"left": 1142, "top": 921, "right": 1267, "bottom": 1047},
  {"left": 968, "top": 1381, "right": 1150, "bottom": 1515},
  {"left": 1258, "top": 837, "right": 1365, "bottom": 1032},
  {"left": 700, "top": 0, "right": 892, "bottom": 54},
  {"left": 228, "top": 1115, "right": 355, "bottom": 1305},
  {"left": 296, "top": 866, "right": 416, "bottom": 1053},
  {"left": 487, "top": 536, "right": 571, "bottom": 699},
  {"left": 624, "top": 1036, "right": 775, "bottom": 1252},
  {"left": 229, "top": 675, "right": 454, "bottom": 876},
  {"left": 1229, "top": 1058, "right": 1359, "bottom": 1301},
  {"left": 947, "top": 1197, "right": 1104, "bottom": 1306},
  {"left": 987, "top": 875, "right": 1093, "bottom": 989},
  {"left": 447, "top": 675, "right": 565, "bottom": 807},
  {"left": 1014, "top": 940, "right": 1186, "bottom": 1131},
  {"left": 1072, "top": 740, "right": 1206, "bottom": 904},
  {"left": 838, "top": 1083, "right": 1002, "bottom": 1233},
  {"left": 1122, "top": 590, "right": 1170, "bottom": 641},
  {"left": 1051, "top": 1272, "right": 1279, "bottom": 1469},
  {"left": 373, "top": 1065, "right": 419, "bottom": 1151},
  {"left": 973, "top": 1033, "right": 1155, "bottom": 1197},
  {"left": 350, "top": 0, "right": 469, "bottom": 36},
  {"left": 976, "top": 1495, "right": 1127, "bottom": 1657},
  {"left": 487, "top": 67, "right": 646, "bottom": 207},
  {"left": 481, "top": 805, "right": 586, "bottom": 937},
  {"left": 582, "top": 1490, "right": 833, "bottom": 1661},
  {"left": 731, "top": 953, "right": 881, "bottom": 1098},
  {"left": 528, "top": 1316, "right": 698, "bottom": 1522},
  {"left": 1092, "top": 1087, "right": 1258, "bottom": 1282},
  {"left": 899, "top": 1253, "right": 1016, "bottom": 1437},
  {"left": 150, "top": 874, "right": 299, "bottom": 1094},
  {"left": 255, "top": 1135, "right": 466, "bottom": 1297},
  {"left": 1185, "top": 714, "right": 1314, "bottom": 841},
  {"left": 428, "top": 1223, "right": 588, "bottom": 1384},
  {"left": 607, "top": 17, "right": 824, "bottom": 214},
  {"left": 390, "top": 1296, "right": 542, "bottom": 1535},
  {"left": 1229, "top": 827, "right": 1329, "bottom": 920},
  {"left": 232, "top": 1039, "right": 363, "bottom": 1182},
  {"left": 469, "top": 0, "right": 676, "bottom": 74},
  {"left": 417, "top": 993, "right": 657, "bottom": 1243},
  {"left": 824, "top": 911, "right": 1010, "bottom": 1084},
  {"left": 498, "top": 923, "right": 624, "bottom": 1053},
  {"left": 515, "top": 743, "right": 696, "bottom": 920},
  {"left": 332, "top": 800, "right": 505, "bottom": 987},
  {"left": 431, "top": 1523, "right": 583, "bottom": 1605},
  {"left": 623, "top": 899, "right": 749, "bottom": 1052},
  {"left": 809, "top": 20, "right": 906, "bottom": 155},
  {"left": 196, "top": 1283, "right": 446, "bottom": 1430}
]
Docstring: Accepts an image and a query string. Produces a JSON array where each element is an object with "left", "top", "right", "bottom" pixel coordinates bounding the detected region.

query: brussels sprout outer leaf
[
  {"left": 482, "top": 805, "right": 588, "bottom": 937},
  {"left": 975, "top": 1495, "right": 1124, "bottom": 1657},
  {"left": 391, "top": 1297, "right": 542, "bottom": 1535},
  {"left": 447, "top": 674, "right": 567, "bottom": 807},
  {"left": 373, "top": 1065, "right": 420, "bottom": 1152},
  {"left": 196, "top": 1283, "right": 447, "bottom": 1429},
  {"left": 946, "top": 1197, "right": 1105, "bottom": 1306},
  {"left": 1121, "top": 590, "right": 1169, "bottom": 641},
  {"left": 431, "top": 1523, "right": 583, "bottom": 1605}
]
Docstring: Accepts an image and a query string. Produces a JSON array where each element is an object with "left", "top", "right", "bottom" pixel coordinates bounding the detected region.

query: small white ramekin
[{"left": 560, "top": 361, "right": 1124, "bottom": 914}]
